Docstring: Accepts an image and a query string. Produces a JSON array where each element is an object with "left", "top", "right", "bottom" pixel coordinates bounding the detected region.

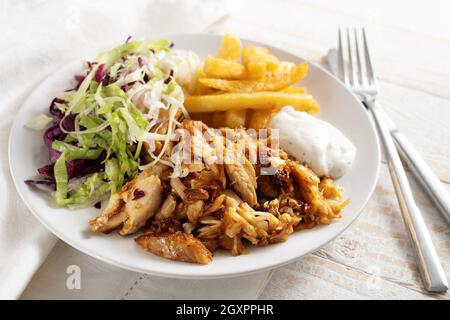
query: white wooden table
[{"left": 206, "top": 0, "right": 450, "bottom": 300}]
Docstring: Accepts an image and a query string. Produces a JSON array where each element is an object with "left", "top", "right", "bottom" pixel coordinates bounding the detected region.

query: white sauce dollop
[{"left": 269, "top": 106, "right": 356, "bottom": 178}]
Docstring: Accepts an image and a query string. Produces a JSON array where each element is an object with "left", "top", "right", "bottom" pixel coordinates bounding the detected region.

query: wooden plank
[
  {"left": 261, "top": 255, "right": 435, "bottom": 300},
  {"left": 379, "top": 81, "right": 450, "bottom": 183}
]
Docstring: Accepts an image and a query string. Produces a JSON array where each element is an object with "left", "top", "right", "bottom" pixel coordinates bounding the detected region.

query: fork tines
[{"left": 338, "top": 28, "right": 377, "bottom": 89}]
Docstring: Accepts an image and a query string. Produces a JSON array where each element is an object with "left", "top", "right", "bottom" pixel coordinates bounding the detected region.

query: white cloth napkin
[
  {"left": 20, "top": 241, "right": 272, "bottom": 300},
  {"left": 0, "top": 0, "right": 270, "bottom": 300}
]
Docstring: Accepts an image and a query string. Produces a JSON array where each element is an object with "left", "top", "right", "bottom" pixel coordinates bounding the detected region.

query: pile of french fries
[{"left": 186, "top": 35, "right": 319, "bottom": 129}]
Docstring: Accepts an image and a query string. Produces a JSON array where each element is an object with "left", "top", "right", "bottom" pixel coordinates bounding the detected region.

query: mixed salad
[{"left": 25, "top": 38, "right": 199, "bottom": 208}]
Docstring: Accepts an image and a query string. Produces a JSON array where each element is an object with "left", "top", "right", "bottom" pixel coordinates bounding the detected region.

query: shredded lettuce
[
  {"left": 69, "top": 67, "right": 97, "bottom": 114},
  {"left": 54, "top": 152, "right": 68, "bottom": 206},
  {"left": 25, "top": 114, "right": 53, "bottom": 131},
  {"left": 105, "top": 158, "right": 121, "bottom": 193},
  {"left": 52, "top": 141, "right": 103, "bottom": 161},
  {"left": 67, "top": 173, "right": 110, "bottom": 206}
]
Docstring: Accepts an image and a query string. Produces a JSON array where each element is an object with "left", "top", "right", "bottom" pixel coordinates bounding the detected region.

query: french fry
[
  {"left": 184, "top": 92, "right": 319, "bottom": 114},
  {"left": 217, "top": 34, "right": 242, "bottom": 61},
  {"left": 242, "top": 46, "right": 279, "bottom": 72},
  {"left": 224, "top": 110, "right": 246, "bottom": 128},
  {"left": 246, "top": 61, "right": 266, "bottom": 80},
  {"left": 199, "top": 62, "right": 308, "bottom": 93},
  {"left": 193, "top": 66, "right": 215, "bottom": 95},
  {"left": 281, "top": 86, "right": 307, "bottom": 94},
  {"left": 310, "top": 99, "right": 320, "bottom": 115},
  {"left": 189, "top": 35, "right": 319, "bottom": 127},
  {"left": 242, "top": 46, "right": 267, "bottom": 64},
  {"left": 203, "top": 56, "right": 246, "bottom": 80},
  {"left": 247, "top": 109, "right": 273, "bottom": 129}
]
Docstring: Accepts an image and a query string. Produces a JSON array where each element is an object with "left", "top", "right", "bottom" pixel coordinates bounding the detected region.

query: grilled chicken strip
[
  {"left": 155, "top": 194, "right": 177, "bottom": 220},
  {"left": 120, "top": 174, "right": 163, "bottom": 235},
  {"left": 135, "top": 231, "right": 213, "bottom": 264},
  {"left": 186, "top": 200, "right": 204, "bottom": 224},
  {"left": 288, "top": 159, "right": 347, "bottom": 220},
  {"left": 89, "top": 168, "right": 163, "bottom": 235},
  {"left": 89, "top": 193, "right": 126, "bottom": 233},
  {"left": 225, "top": 156, "right": 258, "bottom": 207}
]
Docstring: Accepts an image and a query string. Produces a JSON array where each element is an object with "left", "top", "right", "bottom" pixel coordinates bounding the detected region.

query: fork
[{"left": 336, "top": 28, "right": 448, "bottom": 292}]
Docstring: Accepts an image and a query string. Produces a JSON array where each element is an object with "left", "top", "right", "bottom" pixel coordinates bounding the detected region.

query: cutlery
[{"left": 330, "top": 28, "right": 448, "bottom": 292}]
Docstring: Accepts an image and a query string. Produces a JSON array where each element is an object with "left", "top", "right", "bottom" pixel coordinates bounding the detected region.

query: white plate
[{"left": 9, "top": 34, "right": 380, "bottom": 278}]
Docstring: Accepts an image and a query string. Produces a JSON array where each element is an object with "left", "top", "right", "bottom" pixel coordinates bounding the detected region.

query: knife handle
[
  {"left": 366, "top": 101, "right": 448, "bottom": 292},
  {"left": 390, "top": 128, "right": 450, "bottom": 225}
]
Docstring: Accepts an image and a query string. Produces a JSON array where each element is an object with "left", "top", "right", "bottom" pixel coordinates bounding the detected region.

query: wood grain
[
  {"left": 261, "top": 257, "right": 435, "bottom": 300},
  {"left": 378, "top": 82, "right": 450, "bottom": 183}
]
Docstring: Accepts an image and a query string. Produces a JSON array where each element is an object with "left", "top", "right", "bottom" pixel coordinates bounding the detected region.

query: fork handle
[
  {"left": 365, "top": 101, "right": 448, "bottom": 292},
  {"left": 390, "top": 126, "right": 450, "bottom": 225}
]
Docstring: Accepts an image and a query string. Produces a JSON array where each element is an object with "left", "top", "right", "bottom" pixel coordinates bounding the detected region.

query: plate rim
[{"left": 8, "top": 33, "right": 380, "bottom": 279}]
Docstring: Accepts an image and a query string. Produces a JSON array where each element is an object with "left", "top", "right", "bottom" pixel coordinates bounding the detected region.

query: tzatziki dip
[{"left": 269, "top": 106, "right": 356, "bottom": 178}]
